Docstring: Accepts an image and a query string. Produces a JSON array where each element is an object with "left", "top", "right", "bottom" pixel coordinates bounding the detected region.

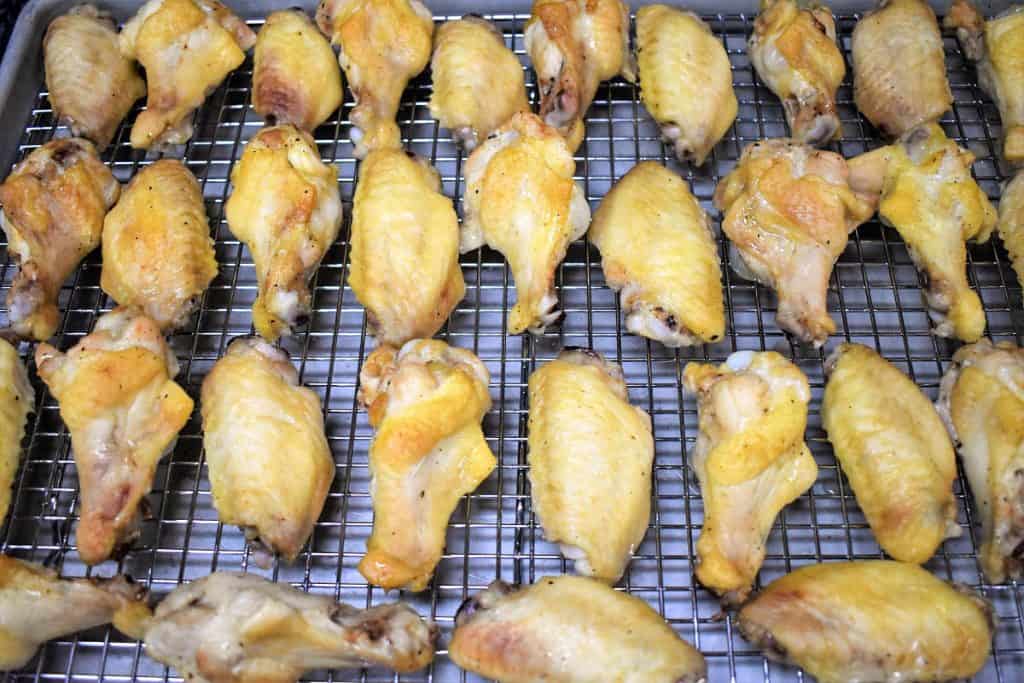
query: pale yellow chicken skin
[
  {"left": 348, "top": 150, "right": 463, "bottom": 346},
  {"left": 225, "top": 125, "right": 342, "bottom": 341},
  {"left": 120, "top": 0, "right": 256, "bottom": 150},
  {"left": 200, "top": 337, "right": 334, "bottom": 565},
  {"left": 636, "top": 5, "right": 737, "bottom": 166},
  {"left": 44, "top": 4, "right": 146, "bottom": 150},
  {"left": 102, "top": 159, "right": 218, "bottom": 332},
  {"left": 822, "top": 343, "right": 960, "bottom": 563},
  {"left": 999, "top": 171, "right": 1024, "bottom": 286},
  {"left": 684, "top": 350, "right": 817, "bottom": 604},
  {"left": 714, "top": 139, "right": 875, "bottom": 347},
  {"left": 252, "top": 10, "right": 343, "bottom": 132},
  {"left": 0, "top": 138, "right": 119, "bottom": 341},
  {"left": 35, "top": 308, "right": 193, "bottom": 565},
  {"left": 738, "top": 561, "right": 995, "bottom": 683},
  {"left": 749, "top": 0, "right": 844, "bottom": 145},
  {"left": 357, "top": 340, "right": 495, "bottom": 592},
  {"left": 590, "top": 162, "right": 724, "bottom": 347},
  {"left": 0, "top": 340, "right": 32, "bottom": 526},
  {"left": 315, "top": 0, "right": 433, "bottom": 158},
  {"left": 449, "top": 577, "right": 707, "bottom": 683},
  {"left": 528, "top": 349, "right": 653, "bottom": 583},
  {"left": 937, "top": 340, "right": 1024, "bottom": 583},
  {"left": 462, "top": 112, "right": 590, "bottom": 335},
  {"left": 429, "top": 16, "right": 529, "bottom": 150}
]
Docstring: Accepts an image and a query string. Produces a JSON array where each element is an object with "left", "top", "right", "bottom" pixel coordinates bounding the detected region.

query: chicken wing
[
  {"left": 946, "top": 0, "right": 1024, "bottom": 166},
  {"left": 683, "top": 350, "right": 816, "bottom": 604},
  {"left": 356, "top": 340, "right": 494, "bottom": 591},
  {"left": 141, "top": 572, "right": 436, "bottom": 681},
  {"left": 462, "top": 112, "right": 590, "bottom": 335},
  {"left": 120, "top": 0, "right": 255, "bottom": 150},
  {"left": 43, "top": 4, "right": 146, "bottom": 150},
  {"left": 429, "top": 16, "right": 529, "bottom": 150},
  {"left": 101, "top": 159, "right": 218, "bottom": 332},
  {"left": 315, "top": 0, "right": 433, "bottom": 158},
  {"left": 348, "top": 149, "right": 463, "bottom": 346},
  {"left": 590, "top": 162, "right": 724, "bottom": 347},
  {"left": 0, "top": 555, "right": 148, "bottom": 671},
  {"left": 527, "top": 349, "right": 652, "bottom": 583},
  {"left": 0, "top": 340, "right": 32, "bottom": 525},
  {"left": 738, "top": 560, "right": 995, "bottom": 683},
  {"left": 749, "top": 0, "right": 844, "bottom": 146},
  {"left": 1000, "top": 170, "right": 1024, "bottom": 286},
  {"left": 0, "top": 138, "right": 119, "bottom": 341},
  {"left": 449, "top": 576, "right": 707, "bottom": 683},
  {"left": 848, "top": 123, "right": 997, "bottom": 342},
  {"left": 252, "top": 9, "right": 342, "bottom": 132},
  {"left": 851, "top": 0, "right": 951, "bottom": 138},
  {"left": 524, "top": 0, "right": 634, "bottom": 151},
  {"left": 713, "top": 139, "right": 875, "bottom": 347},
  {"left": 822, "top": 343, "right": 960, "bottom": 563},
  {"left": 35, "top": 308, "right": 193, "bottom": 565},
  {"left": 937, "top": 339, "right": 1024, "bottom": 583},
  {"left": 225, "top": 125, "right": 342, "bottom": 341},
  {"left": 636, "top": 5, "right": 737, "bottom": 166}
]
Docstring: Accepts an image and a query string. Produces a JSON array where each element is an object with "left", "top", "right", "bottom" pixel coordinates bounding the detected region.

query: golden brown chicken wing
[
  {"left": 1000, "top": 170, "right": 1024, "bottom": 285},
  {"left": 0, "top": 339, "right": 32, "bottom": 526}
]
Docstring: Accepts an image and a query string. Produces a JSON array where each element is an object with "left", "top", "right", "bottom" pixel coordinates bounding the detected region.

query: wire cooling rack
[{"left": 0, "top": 8, "right": 1022, "bottom": 683}]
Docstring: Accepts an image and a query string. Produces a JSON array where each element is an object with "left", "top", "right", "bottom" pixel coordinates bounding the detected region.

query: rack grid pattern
[{"left": 1, "top": 9, "right": 1022, "bottom": 683}]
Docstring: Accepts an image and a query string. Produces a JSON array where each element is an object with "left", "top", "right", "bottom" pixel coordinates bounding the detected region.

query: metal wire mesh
[{"left": 0, "top": 9, "right": 1021, "bottom": 683}]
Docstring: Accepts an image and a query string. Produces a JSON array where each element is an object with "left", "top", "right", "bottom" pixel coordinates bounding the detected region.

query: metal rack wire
[{"left": 0, "top": 9, "right": 1021, "bottom": 683}]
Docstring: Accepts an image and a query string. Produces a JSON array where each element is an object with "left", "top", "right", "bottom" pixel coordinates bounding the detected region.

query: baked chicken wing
[
  {"left": 713, "top": 139, "right": 875, "bottom": 347},
  {"left": 356, "top": 340, "right": 494, "bottom": 591},
  {"left": 225, "top": 125, "right": 342, "bottom": 341},
  {"left": 822, "top": 343, "right": 960, "bottom": 563},
  {"left": 527, "top": 349, "right": 652, "bottom": 583},
  {"left": 738, "top": 560, "right": 995, "bottom": 683},
  {"left": 449, "top": 576, "right": 707, "bottom": 683},
  {"left": 43, "top": 4, "right": 146, "bottom": 150},
  {"left": 462, "top": 112, "right": 590, "bottom": 335},
  {"left": 0, "top": 339, "right": 32, "bottom": 525},
  {"left": 348, "top": 149, "right": 463, "bottom": 346},
  {"left": 35, "top": 308, "right": 193, "bottom": 565},
  {"left": 120, "top": 0, "right": 256, "bottom": 150},
  {"left": 0, "top": 138, "right": 119, "bottom": 341},
  {"left": 1000, "top": 170, "right": 1024, "bottom": 285},
  {"left": 429, "top": 16, "right": 530, "bottom": 150},
  {"left": 101, "top": 159, "right": 217, "bottom": 332},
  {"left": 315, "top": 0, "right": 433, "bottom": 158},
  {"left": 590, "top": 161, "right": 724, "bottom": 347}
]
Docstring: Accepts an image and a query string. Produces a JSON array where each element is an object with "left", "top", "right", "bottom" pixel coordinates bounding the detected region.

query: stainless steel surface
[{"left": 0, "top": 7, "right": 1021, "bottom": 683}]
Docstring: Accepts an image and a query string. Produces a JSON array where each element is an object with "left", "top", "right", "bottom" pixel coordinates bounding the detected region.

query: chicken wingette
[
  {"left": 1000, "top": 171, "right": 1024, "bottom": 286},
  {"left": 0, "top": 340, "right": 32, "bottom": 526}
]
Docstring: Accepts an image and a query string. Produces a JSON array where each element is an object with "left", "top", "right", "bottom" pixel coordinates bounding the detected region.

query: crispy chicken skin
[
  {"left": 851, "top": 0, "right": 951, "bottom": 138},
  {"left": 684, "top": 351, "right": 817, "bottom": 604},
  {"left": 349, "top": 150, "right": 464, "bottom": 346},
  {"left": 315, "top": 0, "right": 433, "bottom": 158},
  {"left": 357, "top": 340, "right": 495, "bottom": 591},
  {"left": 590, "top": 162, "right": 724, "bottom": 347},
  {"left": 101, "top": 159, "right": 218, "bottom": 332},
  {"left": 0, "top": 340, "right": 32, "bottom": 525},
  {"left": 141, "top": 572, "right": 436, "bottom": 682},
  {"left": 1000, "top": 171, "right": 1024, "bottom": 286},
  {"left": 714, "top": 139, "right": 875, "bottom": 347},
  {"left": 225, "top": 125, "right": 342, "bottom": 341},
  {"left": 749, "top": 0, "right": 844, "bottom": 146},
  {"left": 252, "top": 10, "right": 343, "bottom": 132},
  {"left": 461, "top": 112, "right": 590, "bottom": 335},
  {"left": 120, "top": 0, "right": 256, "bottom": 150},
  {"left": 0, "top": 138, "right": 119, "bottom": 341},
  {"left": 636, "top": 5, "right": 737, "bottom": 166},
  {"left": 527, "top": 349, "right": 653, "bottom": 583},
  {"left": 200, "top": 338, "right": 334, "bottom": 565},
  {"left": 449, "top": 576, "right": 708, "bottom": 683},
  {"left": 43, "top": 5, "right": 146, "bottom": 150},
  {"left": 937, "top": 339, "right": 1024, "bottom": 583},
  {"left": 737, "top": 561, "right": 995, "bottom": 683},
  {"left": 35, "top": 308, "right": 193, "bottom": 565},
  {"left": 429, "top": 16, "right": 530, "bottom": 150},
  {"left": 848, "top": 124, "right": 997, "bottom": 342},
  {"left": 823, "top": 343, "right": 961, "bottom": 563},
  {"left": 524, "top": 0, "right": 634, "bottom": 151}
]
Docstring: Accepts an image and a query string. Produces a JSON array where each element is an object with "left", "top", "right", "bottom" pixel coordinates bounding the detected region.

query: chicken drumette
[{"left": 0, "top": 339, "right": 32, "bottom": 525}]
